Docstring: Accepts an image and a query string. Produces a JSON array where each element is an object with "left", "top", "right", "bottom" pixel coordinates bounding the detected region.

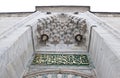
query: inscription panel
[{"left": 32, "top": 54, "right": 89, "bottom": 66}]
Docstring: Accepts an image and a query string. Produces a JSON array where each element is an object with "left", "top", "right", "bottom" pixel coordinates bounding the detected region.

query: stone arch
[{"left": 23, "top": 69, "right": 94, "bottom": 78}]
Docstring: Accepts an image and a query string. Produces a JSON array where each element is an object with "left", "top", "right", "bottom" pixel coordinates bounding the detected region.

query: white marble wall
[
  {"left": 0, "top": 11, "right": 57, "bottom": 78},
  {"left": 89, "top": 26, "right": 120, "bottom": 78},
  {"left": 0, "top": 11, "right": 43, "bottom": 78},
  {"left": 0, "top": 27, "right": 34, "bottom": 78}
]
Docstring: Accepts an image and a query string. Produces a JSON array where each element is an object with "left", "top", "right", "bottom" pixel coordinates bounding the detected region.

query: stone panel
[
  {"left": 0, "top": 27, "right": 34, "bottom": 78},
  {"left": 90, "top": 26, "right": 120, "bottom": 78},
  {"left": 12, "top": 57, "right": 24, "bottom": 78},
  {"left": 36, "top": 6, "right": 90, "bottom": 12},
  {"left": 6, "top": 63, "right": 18, "bottom": 78}
]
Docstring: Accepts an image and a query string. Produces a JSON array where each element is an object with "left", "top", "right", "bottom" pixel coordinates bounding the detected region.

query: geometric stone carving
[{"left": 36, "top": 14, "right": 87, "bottom": 45}]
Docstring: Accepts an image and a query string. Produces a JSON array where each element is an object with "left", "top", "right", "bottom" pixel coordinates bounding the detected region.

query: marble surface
[
  {"left": 0, "top": 11, "right": 120, "bottom": 78},
  {"left": 100, "top": 17, "right": 120, "bottom": 30},
  {"left": 89, "top": 26, "right": 120, "bottom": 78},
  {"left": 0, "top": 17, "right": 24, "bottom": 35},
  {"left": 0, "top": 12, "right": 41, "bottom": 78}
]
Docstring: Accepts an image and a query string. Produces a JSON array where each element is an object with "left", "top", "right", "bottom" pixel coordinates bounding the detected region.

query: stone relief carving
[{"left": 36, "top": 14, "right": 87, "bottom": 45}]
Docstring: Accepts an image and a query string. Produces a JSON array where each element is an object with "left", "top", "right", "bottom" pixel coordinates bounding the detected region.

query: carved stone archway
[{"left": 23, "top": 69, "right": 94, "bottom": 78}]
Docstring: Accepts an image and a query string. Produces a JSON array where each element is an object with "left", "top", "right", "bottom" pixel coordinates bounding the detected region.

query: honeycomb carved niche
[{"left": 36, "top": 14, "right": 87, "bottom": 46}]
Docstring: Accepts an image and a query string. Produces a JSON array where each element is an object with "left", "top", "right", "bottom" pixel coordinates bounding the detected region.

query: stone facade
[{"left": 0, "top": 6, "right": 120, "bottom": 78}]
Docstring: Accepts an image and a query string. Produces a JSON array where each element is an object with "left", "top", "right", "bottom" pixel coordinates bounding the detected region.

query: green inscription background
[{"left": 32, "top": 54, "right": 89, "bottom": 66}]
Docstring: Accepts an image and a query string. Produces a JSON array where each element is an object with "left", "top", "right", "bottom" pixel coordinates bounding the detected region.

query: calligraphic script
[{"left": 32, "top": 54, "right": 89, "bottom": 66}]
